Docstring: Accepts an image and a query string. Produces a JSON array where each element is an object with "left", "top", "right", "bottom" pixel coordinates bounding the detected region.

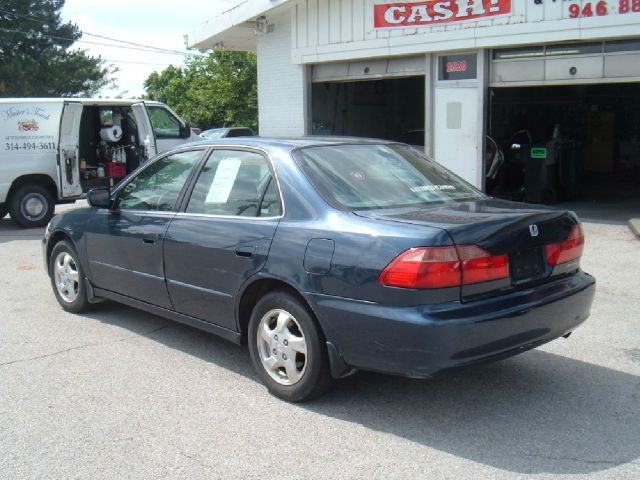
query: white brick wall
[{"left": 257, "top": 8, "right": 308, "bottom": 136}]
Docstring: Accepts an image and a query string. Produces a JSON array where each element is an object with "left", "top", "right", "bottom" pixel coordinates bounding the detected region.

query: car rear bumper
[{"left": 307, "top": 271, "right": 596, "bottom": 377}]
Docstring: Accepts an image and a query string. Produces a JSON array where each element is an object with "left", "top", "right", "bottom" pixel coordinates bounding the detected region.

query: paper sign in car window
[{"left": 205, "top": 158, "right": 241, "bottom": 203}]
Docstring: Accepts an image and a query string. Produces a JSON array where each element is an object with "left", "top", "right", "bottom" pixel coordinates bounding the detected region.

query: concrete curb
[{"left": 629, "top": 219, "right": 640, "bottom": 239}]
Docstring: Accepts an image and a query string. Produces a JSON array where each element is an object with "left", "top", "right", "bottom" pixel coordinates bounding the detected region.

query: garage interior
[
  {"left": 488, "top": 83, "right": 640, "bottom": 204},
  {"left": 311, "top": 76, "right": 425, "bottom": 144}
]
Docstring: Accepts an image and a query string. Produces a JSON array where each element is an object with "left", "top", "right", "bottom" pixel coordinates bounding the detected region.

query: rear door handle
[{"left": 236, "top": 246, "right": 256, "bottom": 258}]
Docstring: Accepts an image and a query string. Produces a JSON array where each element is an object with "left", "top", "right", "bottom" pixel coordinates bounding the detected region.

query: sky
[{"left": 60, "top": 0, "right": 243, "bottom": 98}]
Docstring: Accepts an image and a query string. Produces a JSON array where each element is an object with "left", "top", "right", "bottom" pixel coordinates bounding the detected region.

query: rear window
[{"left": 293, "top": 144, "right": 485, "bottom": 210}]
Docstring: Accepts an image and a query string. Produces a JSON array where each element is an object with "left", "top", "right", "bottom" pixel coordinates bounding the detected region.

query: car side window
[
  {"left": 147, "top": 106, "right": 182, "bottom": 139},
  {"left": 116, "top": 149, "right": 203, "bottom": 212},
  {"left": 186, "top": 150, "right": 281, "bottom": 217}
]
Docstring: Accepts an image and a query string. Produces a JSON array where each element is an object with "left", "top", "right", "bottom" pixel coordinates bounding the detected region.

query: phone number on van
[{"left": 5, "top": 141, "right": 57, "bottom": 151}]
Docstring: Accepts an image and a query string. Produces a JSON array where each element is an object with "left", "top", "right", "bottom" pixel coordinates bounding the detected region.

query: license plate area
[{"left": 509, "top": 247, "right": 545, "bottom": 284}]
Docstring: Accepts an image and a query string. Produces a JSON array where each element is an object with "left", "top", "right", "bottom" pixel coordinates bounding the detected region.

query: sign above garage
[{"left": 374, "top": 0, "right": 512, "bottom": 28}]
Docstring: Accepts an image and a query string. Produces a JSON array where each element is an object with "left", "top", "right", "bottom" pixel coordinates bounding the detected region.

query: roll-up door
[
  {"left": 313, "top": 55, "right": 425, "bottom": 83},
  {"left": 491, "top": 39, "right": 640, "bottom": 86}
]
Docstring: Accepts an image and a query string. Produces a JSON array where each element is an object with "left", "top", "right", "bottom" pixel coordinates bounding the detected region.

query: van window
[{"left": 147, "top": 106, "right": 182, "bottom": 139}]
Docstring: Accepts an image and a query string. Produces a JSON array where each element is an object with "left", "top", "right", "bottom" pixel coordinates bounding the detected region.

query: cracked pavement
[{"left": 1, "top": 205, "right": 639, "bottom": 479}]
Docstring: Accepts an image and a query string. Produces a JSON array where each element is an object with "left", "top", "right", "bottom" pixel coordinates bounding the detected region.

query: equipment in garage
[
  {"left": 488, "top": 83, "right": 640, "bottom": 203},
  {"left": 488, "top": 40, "right": 640, "bottom": 204}
]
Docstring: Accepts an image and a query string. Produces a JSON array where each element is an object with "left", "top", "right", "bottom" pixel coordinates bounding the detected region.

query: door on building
[{"left": 311, "top": 56, "right": 426, "bottom": 149}]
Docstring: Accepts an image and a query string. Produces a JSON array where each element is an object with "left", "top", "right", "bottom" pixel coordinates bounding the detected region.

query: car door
[
  {"left": 85, "top": 148, "right": 205, "bottom": 309},
  {"left": 163, "top": 148, "right": 283, "bottom": 330}
]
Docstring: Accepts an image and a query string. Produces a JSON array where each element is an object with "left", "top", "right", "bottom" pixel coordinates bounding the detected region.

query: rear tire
[
  {"left": 49, "top": 240, "right": 91, "bottom": 313},
  {"left": 9, "top": 184, "right": 54, "bottom": 228},
  {"left": 248, "top": 290, "right": 333, "bottom": 402}
]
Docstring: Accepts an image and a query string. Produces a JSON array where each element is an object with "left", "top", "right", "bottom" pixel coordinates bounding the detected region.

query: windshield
[
  {"left": 201, "top": 129, "right": 226, "bottom": 139},
  {"left": 293, "top": 144, "right": 486, "bottom": 210}
]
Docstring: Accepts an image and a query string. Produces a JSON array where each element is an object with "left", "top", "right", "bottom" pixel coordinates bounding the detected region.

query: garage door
[
  {"left": 491, "top": 39, "right": 640, "bottom": 86},
  {"left": 312, "top": 55, "right": 426, "bottom": 83}
]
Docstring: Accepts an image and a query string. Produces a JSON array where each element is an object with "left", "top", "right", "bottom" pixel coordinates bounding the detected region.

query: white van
[{"left": 0, "top": 98, "right": 201, "bottom": 227}]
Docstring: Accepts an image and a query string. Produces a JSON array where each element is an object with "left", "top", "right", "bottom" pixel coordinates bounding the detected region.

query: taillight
[
  {"left": 379, "top": 245, "right": 509, "bottom": 289},
  {"left": 545, "top": 224, "right": 584, "bottom": 266},
  {"left": 378, "top": 246, "right": 461, "bottom": 289},
  {"left": 457, "top": 245, "right": 509, "bottom": 285}
]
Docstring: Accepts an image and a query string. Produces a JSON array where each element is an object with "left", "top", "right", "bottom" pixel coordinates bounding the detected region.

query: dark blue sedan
[{"left": 43, "top": 138, "right": 595, "bottom": 401}]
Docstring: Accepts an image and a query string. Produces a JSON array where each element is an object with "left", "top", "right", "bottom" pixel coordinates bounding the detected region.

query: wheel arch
[
  {"left": 236, "top": 277, "right": 322, "bottom": 345},
  {"left": 8, "top": 174, "right": 58, "bottom": 203},
  {"left": 45, "top": 231, "right": 74, "bottom": 276}
]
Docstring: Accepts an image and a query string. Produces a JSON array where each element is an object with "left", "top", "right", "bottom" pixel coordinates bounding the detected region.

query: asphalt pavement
[{"left": 0, "top": 203, "right": 638, "bottom": 479}]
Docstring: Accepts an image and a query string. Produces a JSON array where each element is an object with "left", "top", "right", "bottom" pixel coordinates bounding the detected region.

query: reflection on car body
[
  {"left": 200, "top": 127, "right": 254, "bottom": 140},
  {"left": 43, "top": 137, "right": 595, "bottom": 402}
]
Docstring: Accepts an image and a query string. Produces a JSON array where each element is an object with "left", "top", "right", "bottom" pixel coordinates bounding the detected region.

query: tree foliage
[
  {"left": 0, "top": 0, "right": 114, "bottom": 97},
  {"left": 144, "top": 51, "right": 258, "bottom": 131}
]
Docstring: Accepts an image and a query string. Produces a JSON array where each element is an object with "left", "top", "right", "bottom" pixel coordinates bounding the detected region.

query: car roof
[{"left": 183, "top": 136, "right": 396, "bottom": 150}]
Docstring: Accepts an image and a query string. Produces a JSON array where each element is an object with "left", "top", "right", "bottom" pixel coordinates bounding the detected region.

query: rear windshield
[{"left": 293, "top": 144, "right": 486, "bottom": 210}]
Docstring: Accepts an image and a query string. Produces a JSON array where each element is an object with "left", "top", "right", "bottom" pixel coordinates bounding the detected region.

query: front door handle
[
  {"left": 236, "top": 246, "right": 256, "bottom": 258},
  {"left": 142, "top": 234, "right": 159, "bottom": 245}
]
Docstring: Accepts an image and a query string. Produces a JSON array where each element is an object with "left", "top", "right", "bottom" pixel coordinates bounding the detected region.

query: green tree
[
  {"left": 0, "top": 0, "right": 114, "bottom": 97},
  {"left": 144, "top": 51, "right": 258, "bottom": 132}
]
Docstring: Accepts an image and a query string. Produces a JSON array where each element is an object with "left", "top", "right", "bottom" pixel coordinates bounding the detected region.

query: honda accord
[{"left": 43, "top": 138, "right": 595, "bottom": 401}]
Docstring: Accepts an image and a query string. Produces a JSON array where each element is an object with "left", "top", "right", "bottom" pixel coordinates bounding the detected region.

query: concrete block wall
[{"left": 257, "top": 8, "right": 308, "bottom": 136}]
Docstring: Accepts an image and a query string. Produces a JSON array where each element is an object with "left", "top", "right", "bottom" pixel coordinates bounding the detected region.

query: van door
[
  {"left": 131, "top": 102, "right": 157, "bottom": 161},
  {"left": 58, "top": 102, "right": 84, "bottom": 198}
]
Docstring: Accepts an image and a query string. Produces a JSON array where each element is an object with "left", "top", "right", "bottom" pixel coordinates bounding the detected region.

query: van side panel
[{"left": 0, "top": 101, "right": 63, "bottom": 203}]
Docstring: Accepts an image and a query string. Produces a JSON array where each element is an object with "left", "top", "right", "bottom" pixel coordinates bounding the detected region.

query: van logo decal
[
  {"left": 529, "top": 224, "right": 539, "bottom": 237},
  {"left": 18, "top": 119, "right": 39, "bottom": 132}
]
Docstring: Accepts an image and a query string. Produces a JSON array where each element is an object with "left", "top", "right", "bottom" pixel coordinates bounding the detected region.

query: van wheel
[
  {"left": 248, "top": 290, "right": 333, "bottom": 402},
  {"left": 9, "top": 184, "right": 54, "bottom": 228}
]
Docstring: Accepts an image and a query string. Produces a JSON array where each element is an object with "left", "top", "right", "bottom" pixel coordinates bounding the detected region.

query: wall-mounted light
[{"left": 254, "top": 15, "right": 275, "bottom": 35}]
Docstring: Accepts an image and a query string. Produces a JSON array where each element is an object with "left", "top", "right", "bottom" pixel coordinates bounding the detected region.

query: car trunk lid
[{"left": 355, "top": 198, "right": 580, "bottom": 301}]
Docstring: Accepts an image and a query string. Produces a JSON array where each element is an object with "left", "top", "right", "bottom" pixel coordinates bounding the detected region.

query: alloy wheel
[
  {"left": 256, "top": 309, "right": 308, "bottom": 385},
  {"left": 53, "top": 251, "right": 80, "bottom": 303}
]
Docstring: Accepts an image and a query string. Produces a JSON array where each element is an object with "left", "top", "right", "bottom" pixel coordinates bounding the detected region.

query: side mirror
[
  {"left": 181, "top": 122, "right": 192, "bottom": 139},
  {"left": 87, "top": 188, "right": 111, "bottom": 208}
]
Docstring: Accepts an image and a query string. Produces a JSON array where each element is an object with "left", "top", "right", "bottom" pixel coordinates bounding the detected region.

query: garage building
[{"left": 187, "top": 0, "right": 640, "bottom": 204}]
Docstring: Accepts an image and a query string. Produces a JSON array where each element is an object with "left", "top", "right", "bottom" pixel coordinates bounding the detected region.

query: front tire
[
  {"left": 9, "top": 184, "right": 55, "bottom": 228},
  {"left": 49, "top": 240, "right": 91, "bottom": 313},
  {"left": 248, "top": 290, "right": 332, "bottom": 402}
]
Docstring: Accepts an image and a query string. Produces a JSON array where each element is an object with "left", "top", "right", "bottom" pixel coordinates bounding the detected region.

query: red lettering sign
[
  {"left": 446, "top": 60, "right": 467, "bottom": 73},
  {"left": 374, "top": 0, "right": 512, "bottom": 28}
]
